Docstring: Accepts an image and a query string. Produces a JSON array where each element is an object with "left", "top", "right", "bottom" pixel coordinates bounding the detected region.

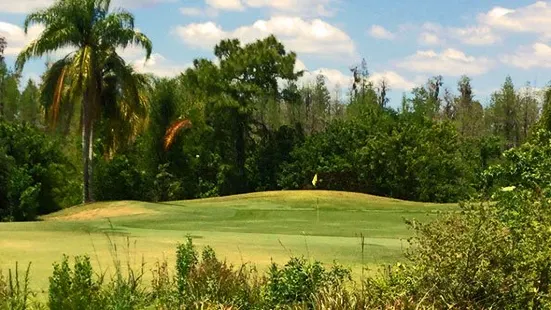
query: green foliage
[
  {"left": 0, "top": 120, "right": 79, "bottom": 221},
  {"left": 0, "top": 263, "right": 35, "bottom": 310},
  {"left": 160, "top": 236, "right": 261, "bottom": 309},
  {"left": 175, "top": 237, "right": 198, "bottom": 302},
  {"left": 18, "top": 80, "right": 42, "bottom": 127},
  {"left": 183, "top": 35, "right": 302, "bottom": 195},
  {"left": 357, "top": 117, "right": 473, "bottom": 202},
  {"left": 48, "top": 255, "right": 101, "bottom": 310},
  {"left": 93, "top": 152, "right": 151, "bottom": 202},
  {"left": 356, "top": 187, "right": 551, "bottom": 309},
  {"left": 482, "top": 128, "right": 551, "bottom": 195},
  {"left": 263, "top": 257, "right": 351, "bottom": 308},
  {"left": 279, "top": 117, "right": 379, "bottom": 191},
  {"left": 0, "top": 72, "right": 20, "bottom": 122},
  {"left": 281, "top": 113, "right": 474, "bottom": 202},
  {"left": 248, "top": 124, "right": 305, "bottom": 191}
]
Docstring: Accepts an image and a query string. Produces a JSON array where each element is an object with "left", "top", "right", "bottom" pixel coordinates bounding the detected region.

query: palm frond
[
  {"left": 68, "top": 46, "right": 94, "bottom": 93},
  {"left": 98, "top": 28, "right": 152, "bottom": 60},
  {"left": 16, "top": 28, "right": 78, "bottom": 72},
  {"left": 164, "top": 119, "right": 192, "bottom": 150},
  {"left": 40, "top": 55, "right": 74, "bottom": 129},
  {"left": 98, "top": 52, "right": 152, "bottom": 156},
  {"left": 51, "top": 66, "right": 67, "bottom": 127}
]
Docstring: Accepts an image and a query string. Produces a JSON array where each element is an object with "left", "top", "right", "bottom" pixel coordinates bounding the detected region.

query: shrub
[
  {"left": 48, "top": 255, "right": 102, "bottom": 310},
  {"left": 358, "top": 186, "right": 551, "bottom": 309},
  {"left": 482, "top": 128, "right": 551, "bottom": 195},
  {"left": 0, "top": 120, "right": 78, "bottom": 221},
  {"left": 262, "top": 257, "right": 351, "bottom": 308},
  {"left": 171, "top": 237, "right": 261, "bottom": 309},
  {"left": 93, "top": 154, "right": 152, "bottom": 202}
]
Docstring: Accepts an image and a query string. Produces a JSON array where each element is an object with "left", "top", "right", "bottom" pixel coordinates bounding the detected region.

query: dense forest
[{"left": 0, "top": 2, "right": 549, "bottom": 221}]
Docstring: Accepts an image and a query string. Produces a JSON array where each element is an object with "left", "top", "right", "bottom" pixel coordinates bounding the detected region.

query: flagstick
[{"left": 316, "top": 198, "right": 319, "bottom": 223}]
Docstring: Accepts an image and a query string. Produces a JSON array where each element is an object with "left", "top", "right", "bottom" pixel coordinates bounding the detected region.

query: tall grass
[
  {"left": 0, "top": 234, "right": 448, "bottom": 309},
  {"left": 0, "top": 262, "right": 40, "bottom": 310}
]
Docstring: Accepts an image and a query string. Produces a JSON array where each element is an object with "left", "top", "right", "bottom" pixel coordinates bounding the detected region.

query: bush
[
  {"left": 0, "top": 120, "right": 79, "bottom": 221},
  {"left": 170, "top": 237, "right": 261, "bottom": 309},
  {"left": 262, "top": 257, "right": 351, "bottom": 308},
  {"left": 482, "top": 128, "right": 551, "bottom": 195},
  {"left": 357, "top": 186, "right": 551, "bottom": 309},
  {"left": 93, "top": 154, "right": 152, "bottom": 202},
  {"left": 49, "top": 255, "right": 99, "bottom": 310}
]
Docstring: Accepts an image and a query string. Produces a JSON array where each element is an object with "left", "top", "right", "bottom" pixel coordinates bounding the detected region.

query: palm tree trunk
[{"left": 82, "top": 93, "right": 94, "bottom": 203}]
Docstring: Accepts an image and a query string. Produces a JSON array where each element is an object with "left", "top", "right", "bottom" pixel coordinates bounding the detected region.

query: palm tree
[{"left": 16, "top": 0, "right": 152, "bottom": 203}]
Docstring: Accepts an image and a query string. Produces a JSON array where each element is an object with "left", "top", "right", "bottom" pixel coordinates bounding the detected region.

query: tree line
[{"left": 0, "top": 0, "right": 549, "bottom": 221}]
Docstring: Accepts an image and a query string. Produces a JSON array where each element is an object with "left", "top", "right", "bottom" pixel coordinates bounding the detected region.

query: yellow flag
[{"left": 312, "top": 173, "right": 318, "bottom": 187}]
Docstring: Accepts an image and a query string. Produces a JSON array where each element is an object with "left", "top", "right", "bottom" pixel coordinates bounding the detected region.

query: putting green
[{"left": 0, "top": 190, "right": 455, "bottom": 294}]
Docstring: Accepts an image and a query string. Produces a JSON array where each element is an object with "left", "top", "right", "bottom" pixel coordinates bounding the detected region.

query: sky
[{"left": 1, "top": 0, "right": 551, "bottom": 107}]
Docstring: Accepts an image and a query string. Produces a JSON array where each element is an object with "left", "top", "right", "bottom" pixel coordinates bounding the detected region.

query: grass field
[{"left": 0, "top": 190, "right": 456, "bottom": 294}]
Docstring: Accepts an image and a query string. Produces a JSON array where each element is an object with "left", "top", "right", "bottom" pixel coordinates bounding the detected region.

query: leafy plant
[
  {"left": 0, "top": 120, "right": 78, "bottom": 221},
  {"left": 0, "top": 263, "right": 35, "bottom": 310}
]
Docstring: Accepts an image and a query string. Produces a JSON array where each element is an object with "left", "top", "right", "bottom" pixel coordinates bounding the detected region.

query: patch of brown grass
[{"left": 49, "top": 202, "right": 157, "bottom": 221}]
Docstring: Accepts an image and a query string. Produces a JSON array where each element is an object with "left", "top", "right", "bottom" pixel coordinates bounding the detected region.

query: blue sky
[{"left": 1, "top": 0, "right": 551, "bottom": 107}]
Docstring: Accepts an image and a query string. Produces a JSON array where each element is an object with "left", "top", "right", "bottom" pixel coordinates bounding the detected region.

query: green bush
[
  {"left": 262, "top": 257, "right": 351, "bottom": 308},
  {"left": 171, "top": 237, "right": 261, "bottom": 309},
  {"left": 48, "top": 255, "right": 102, "bottom": 310},
  {"left": 482, "top": 128, "right": 551, "bottom": 195},
  {"left": 93, "top": 154, "right": 152, "bottom": 202},
  {"left": 357, "top": 187, "right": 551, "bottom": 309},
  {"left": 0, "top": 120, "right": 79, "bottom": 221}
]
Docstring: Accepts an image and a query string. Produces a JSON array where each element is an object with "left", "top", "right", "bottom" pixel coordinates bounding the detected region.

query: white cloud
[
  {"left": 297, "top": 59, "right": 414, "bottom": 92},
  {"left": 198, "top": 0, "right": 338, "bottom": 17},
  {"left": 417, "top": 21, "right": 499, "bottom": 46},
  {"left": 244, "top": 0, "right": 337, "bottom": 17},
  {"left": 174, "top": 16, "right": 356, "bottom": 59},
  {"left": 113, "top": 0, "right": 178, "bottom": 8},
  {"left": 205, "top": 0, "right": 244, "bottom": 11},
  {"left": 411, "top": 2, "right": 551, "bottom": 47},
  {"left": 0, "top": 0, "right": 175, "bottom": 13},
  {"left": 500, "top": 42, "right": 551, "bottom": 69},
  {"left": 368, "top": 25, "right": 395, "bottom": 40},
  {"left": 449, "top": 26, "right": 500, "bottom": 45},
  {"left": 0, "top": 21, "right": 44, "bottom": 56},
  {"left": 173, "top": 22, "right": 225, "bottom": 49},
  {"left": 396, "top": 48, "right": 494, "bottom": 76},
  {"left": 418, "top": 32, "right": 442, "bottom": 45},
  {"left": 131, "top": 53, "right": 190, "bottom": 77},
  {"left": 421, "top": 22, "right": 443, "bottom": 33},
  {"left": 294, "top": 58, "right": 307, "bottom": 72},
  {"left": 180, "top": 7, "right": 203, "bottom": 16},
  {"left": 303, "top": 68, "right": 351, "bottom": 89},
  {"left": 179, "top": 6, "right": 219, "bottom": 17},
  {"left": 478, "top": 1, "right": 551, "bottom": 36},
  {"left": 0, "top": 0, "right": 51, "bottom": 14},
  {"left": 368, "top": 71, "right": 416, "bottom": 91},
  {"left": 117, "top": 45, "right": 189, "bottom": 77}
]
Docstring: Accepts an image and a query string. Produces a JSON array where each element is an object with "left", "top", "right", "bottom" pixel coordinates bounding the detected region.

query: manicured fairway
[{"left": 0, "top": 190, "right": 456, "bottom": 294}]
